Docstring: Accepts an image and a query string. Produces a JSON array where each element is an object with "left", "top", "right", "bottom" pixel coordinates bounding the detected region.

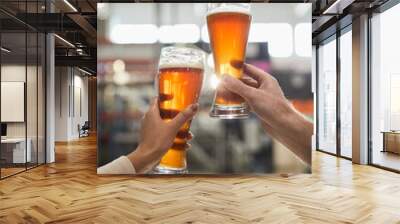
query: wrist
[
  {"left": 265, "top": 99, "right": 313, "bottom": 165},
  {"left": 283, "top": 102, "right": 307, "bottom": 131},
  {"left": 127, "top": 144, "right": 152, "bottom": 173},
  {"left": 273, "top": 99, "right": 311, "bottom": 137},
  {"left": 270, "top": 98, "right": 297, "bottom": 128}
]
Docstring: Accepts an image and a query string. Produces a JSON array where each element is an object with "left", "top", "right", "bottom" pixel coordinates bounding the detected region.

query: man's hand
[
  {"left": 222, "top": 63, "right": 292, "bottom": 127},
  {"left": 221, "top": 63, "right": 312, "bottom": 165}
]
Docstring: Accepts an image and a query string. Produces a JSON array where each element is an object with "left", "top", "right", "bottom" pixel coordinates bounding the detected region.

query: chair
[{"left": 78, "top": 121, "right": 90, "bottom": 138}]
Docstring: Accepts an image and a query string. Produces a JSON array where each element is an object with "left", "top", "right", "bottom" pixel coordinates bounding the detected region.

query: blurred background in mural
[{"left": 97, "top": 3, "right": 312, "bottom": 174}]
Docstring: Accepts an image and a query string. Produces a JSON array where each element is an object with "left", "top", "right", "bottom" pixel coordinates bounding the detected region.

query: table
[
  {"left": 1, "top": 138, "right": 31, "bottom": 164},
  {"left": 381, "top": 131, "right": 400, "bottom": 154}
]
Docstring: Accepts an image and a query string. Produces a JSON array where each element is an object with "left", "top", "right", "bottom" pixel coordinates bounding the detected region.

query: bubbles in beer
[{"left": 157, "top": 47, "right": 205, "bottom": 169}]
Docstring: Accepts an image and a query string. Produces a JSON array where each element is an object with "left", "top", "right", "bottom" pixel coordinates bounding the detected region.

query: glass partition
[
  {"left": 0, "top": 1, "right": 46, "bottom": 179},
  {"left": 1, "top": 30, "right": 28, "bottom": 177},
  {"left": 317, "top": 37, "right": 337, "bottom": 154}
]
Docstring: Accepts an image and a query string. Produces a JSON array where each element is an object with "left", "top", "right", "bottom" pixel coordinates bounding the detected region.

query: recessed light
[
  {"left": 63, "top": 0, "right": 78, "bottom": 12},
  {"left": 54, "top": 34, "right": 75, "bottom": 48},
  {"left": 1, "top": 47, "right": 11, "bottom": 53}
]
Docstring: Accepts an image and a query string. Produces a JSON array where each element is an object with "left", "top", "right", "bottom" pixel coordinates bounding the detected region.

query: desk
[
  {"left": 382, "top": 131, "right": 400, "bottom": 154},
  {"left": 1, "top": 138, "right": 31, "bottom": 164}
]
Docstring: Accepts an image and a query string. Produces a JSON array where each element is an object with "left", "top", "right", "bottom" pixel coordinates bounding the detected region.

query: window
[
  {"left": 317, "top": 37, "right": 337, "bottom": 154},
  {"left": 339, "top": 29, "right": 352, "bottom": 158},
  {"left": 370, "top": 3, "right": 400, "bottom": 171}
]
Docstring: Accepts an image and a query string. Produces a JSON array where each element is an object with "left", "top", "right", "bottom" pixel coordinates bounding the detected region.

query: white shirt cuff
[{"left": 97, "top": 156, "right": 136, "bottom": 174}]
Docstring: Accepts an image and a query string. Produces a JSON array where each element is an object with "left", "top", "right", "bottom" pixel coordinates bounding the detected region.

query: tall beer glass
[
  {"left": 154, "top": 46, "right": 204, "bottom": 174},
  {"left": 207, "top": 3, "right": 251, "bottom": 119}
]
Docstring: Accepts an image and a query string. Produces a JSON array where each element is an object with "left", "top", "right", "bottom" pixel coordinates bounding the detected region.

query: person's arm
[
  {"left": 221, "top": 63, "right": 312, "bottom": 165},
  {"left": 98, "top": 98, "right": 198, "bottom": 174}
]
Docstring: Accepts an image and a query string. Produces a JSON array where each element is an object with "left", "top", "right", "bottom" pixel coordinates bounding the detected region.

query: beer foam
[
  {"left": 159, "top": 46, "right": 205, "bottom": 70},
  {"left": 159, "top": 62, "right": 204, "bottom": 70},
  {"left": 206, "top": 5, "right": 251, "bottom": 17}
]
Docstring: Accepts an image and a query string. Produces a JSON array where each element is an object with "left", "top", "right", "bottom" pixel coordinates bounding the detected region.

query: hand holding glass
[
  {"left": 153, "top": 46, "right": 204, "bottom": 174},
  {"left": 207, "top": 3, "right": 251, "bottom": 119}
]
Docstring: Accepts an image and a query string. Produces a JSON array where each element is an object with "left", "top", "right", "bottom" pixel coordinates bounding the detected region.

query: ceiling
[
  {"left": 0, "top": 0, "right": 97, "bottom": 73},
  {"left": 0, "top": 0, "right": 394, "bottom": 73}
]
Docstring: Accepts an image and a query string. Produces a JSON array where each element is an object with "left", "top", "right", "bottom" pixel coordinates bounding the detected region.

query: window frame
[{"left": 315, "top": 23, "right": 352, "bottom": 160}]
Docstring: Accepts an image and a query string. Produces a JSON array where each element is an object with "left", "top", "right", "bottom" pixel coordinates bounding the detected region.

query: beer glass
[
  {"left": 207, "top": 3, "right": 251, "bottom": 119},
  {"left": 153, "top": 46, "right": 205, "bottom": 174}
]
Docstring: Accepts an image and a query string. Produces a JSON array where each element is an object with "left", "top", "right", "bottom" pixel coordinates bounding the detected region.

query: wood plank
[{"left": 0, "top": 134, "right": 399, "bottom": 223}]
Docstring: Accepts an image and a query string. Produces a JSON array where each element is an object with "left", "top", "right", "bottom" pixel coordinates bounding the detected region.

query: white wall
[
  {"left": 1, "top": 66, "right": 26, "bottom": 133},
  {"left": 55, "top": 67, "right": 68, "bottom": 141},
  {"left": 71, "top": 73, "right": 89, "bottom": 138},
  {"left": 1, "top": 65, "right": 31, "bottom": 138},
  {"left": 1, "top": 64, "right": 46, "bottom": 164},
  {"left": 54, "top": 67, "right": 89, "bottom": 141}
]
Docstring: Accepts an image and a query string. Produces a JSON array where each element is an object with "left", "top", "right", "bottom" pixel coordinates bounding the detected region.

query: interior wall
[
  {"left": 72, "top": 73, "right": 89, "bottom": 138},
  {"left": 54, "top": 67, "right": 89, "bottom": 141},
  {"left": 1, "top": 65, "right": 35, "bottom": 138},
  {"left": 1, "top": 63, "right": 45, "bottom": 166},
  {"left": 55, "top": 66, "right": 69, "bottom": 141}
]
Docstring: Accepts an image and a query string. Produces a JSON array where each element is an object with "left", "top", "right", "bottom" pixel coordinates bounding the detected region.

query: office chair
[{"left": 79, "top": 121, "right": 90, "bottom": 138}]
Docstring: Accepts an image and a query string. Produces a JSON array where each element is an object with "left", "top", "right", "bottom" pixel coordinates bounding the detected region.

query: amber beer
[
  {"left": 154, "top": 47, "right": 204, "bottom": 174},
  {"left": 207, "top": 3, "right": 251, "bottom": 118}
]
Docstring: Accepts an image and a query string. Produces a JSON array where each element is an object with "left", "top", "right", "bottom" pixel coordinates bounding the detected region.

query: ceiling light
[
  {"left": 113, "top": 72, "right": 130, "bottom": 85},
  {"left": 159, "top": 24, "right": 200, "bottom": 43},
  {"left": 1, "top": 47, "right": 11, "bottom": 53},
  {"left": 78, "top": 67, "right": 93, "bottom": 76},
  {"left": 110, "top": 24, "right": 158, "bottom": 44},
  {"left": 322, "top": 0, "right": 354, "bottom": 15},
  {"left": 249, "top": 23, "right": 269, "bottom": 43},
  {"left": 63, "top": 0, "right": 78, "bottom": 12},
  {"left": 248, "top": 23, "right": 293, "bottom": 57},
  {"left": 295, "top": 23, "right": 312, "bottom": 57},
  {"left": 113, "top": 60, "right": 125, "bottom": 73},
  {"left": 54, "top": 34, "right": 75, "bottom": 48}
]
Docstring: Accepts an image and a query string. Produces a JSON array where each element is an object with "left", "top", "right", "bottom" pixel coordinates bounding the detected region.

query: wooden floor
[
  {"left": 1, "top": 135, "right": 400, "bottom": 223},
  {"left": 1, "top": 163, "right": 45, "bottom": 178},
  {"left": 372, "top": 151, "right": 400, "bottom": 171},
  {"left": 1, "top": 167, "right": 26, "bottom": 178}
]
